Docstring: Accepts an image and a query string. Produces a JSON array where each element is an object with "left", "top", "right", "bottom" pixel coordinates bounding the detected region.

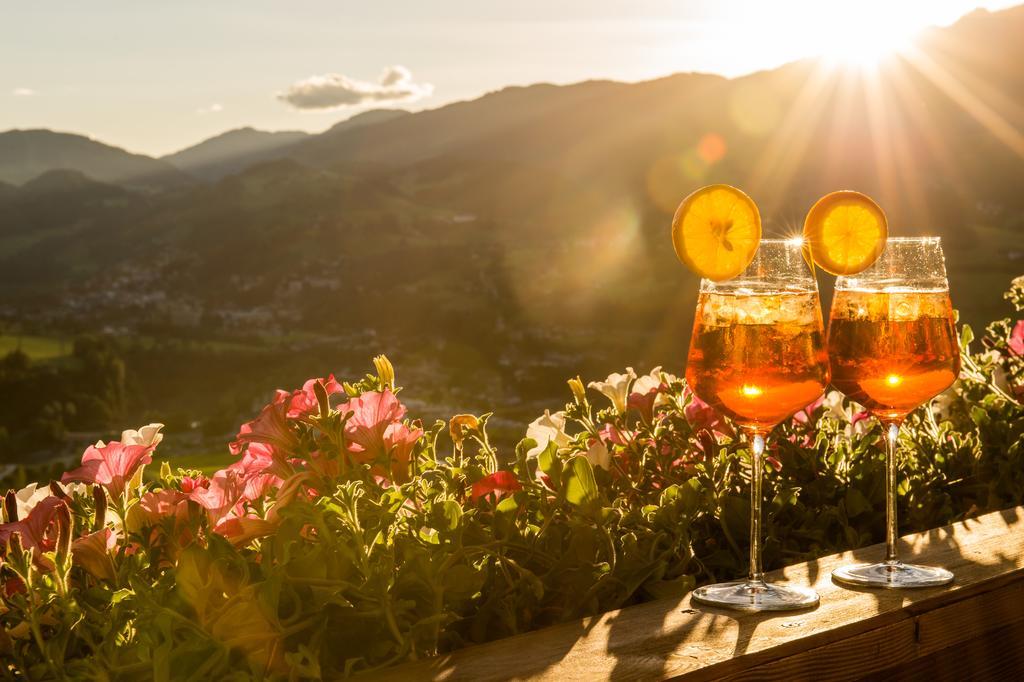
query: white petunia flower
[
  {"left": 931, "top": 387, "right": 959, "bottom": 422},
  {"left": 12, "top": 481, "right": 88, "bottom": 519},
  {"left": 119, "top": 423, "right": 164, "bottom": 497},
  {"left": 121, "top": 423, "right": 164, "bottom": 448},
  {"left": 13, "top": 483, "right": 50, "bottom": 519},
  {"left": 822, "top": 390, "right": 872, "bottom": 437},
  {"left": 821, "top": 390, "right": 846, "bottom": 422},
  {"left": 588, "top": 368, "right": 637, "bottom": 414},
  {"left": 585, "top": 439, "right": 612, "bottom": 471},
  {"left": 526, "top": 410, "right": 571, "bottom": 458},
  {"left": 630, "top": 366, "right": 675, "bottom": 408}
]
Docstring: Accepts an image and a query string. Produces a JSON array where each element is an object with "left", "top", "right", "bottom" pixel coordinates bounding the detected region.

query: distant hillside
[
  {"left": 323, "top": 108, "right": 410, "bottom": 134},
  {"left": 162, "top": 127, "right": 310, "bottom": 181},
  {"left": 161, "top": 110, "right": 409, "bottom": 181},
  {"left": 0, "top": 129, "right": 191, "bottom": 191},
  {"left": 289, "top": 81, "right": 659, "bottom": 170},
  {"left": 16, "top": 169, "right": 128, "bottom": 202},
  {"left": 0, "top": 170, "right": 132, "bottom": 278}
]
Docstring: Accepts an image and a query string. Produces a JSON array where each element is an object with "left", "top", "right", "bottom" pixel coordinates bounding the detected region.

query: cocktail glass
[
  {"left": 687, "top": 239, "right": 830, "bottom": 610},
  {"left": 828, "top": 237, "right": 960, "bottom": 588}
]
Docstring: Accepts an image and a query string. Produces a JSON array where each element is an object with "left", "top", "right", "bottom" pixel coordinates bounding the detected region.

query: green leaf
[
  {"left": 720, "top": 494, "right": 750, "bottom": 549},
  {"left": 443, "top": 564, "right": 485, "bottom": 599},
  {"left": 496, "top": 495, "right": 519, "bottom": 516},
  {"left": 564, "top": 455, "right": 599, "bottom": 508},
  {"left": 677, "top": 479, "right": 701, "bottom": 517},
  {"left": 515, "top": 437, "right": 537, "bottom": 470},
  {"left": 643, "top": 573, "right": 697, "bottom": 599},
  {"left": 175, "top": 545, "right": 214, "bottom": 614},
  {"left": 437, "top": 500, "right": 463, "bottom": 531},
  {"left": 110, "top": 588, "right": 132, "bottom": 605},
  {"left": 537, "top": 440, "right": 561, "bottom": 484},
  {"left": 960, "top": 323, "right": 974, "bottom": 348},
  {"left": 844, "top": 488, "right": 872, "bottom": 517}
]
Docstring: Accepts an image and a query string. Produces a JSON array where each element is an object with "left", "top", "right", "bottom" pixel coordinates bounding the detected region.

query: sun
[{"left": 798, "top": 4, "right": 926, "bottom": 68}]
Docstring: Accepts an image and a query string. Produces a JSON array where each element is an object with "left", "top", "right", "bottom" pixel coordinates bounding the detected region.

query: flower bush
[{"left": 2, "top": 277, "right": 1024, "bottom": 678}]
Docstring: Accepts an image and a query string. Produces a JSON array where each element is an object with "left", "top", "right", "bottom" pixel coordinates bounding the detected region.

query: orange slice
[
  {"left": 671, "top": 184, "right": 761, "bottom": 281},
  {"left": 803, "top": 191, "right": 887, "bottom": 275}
]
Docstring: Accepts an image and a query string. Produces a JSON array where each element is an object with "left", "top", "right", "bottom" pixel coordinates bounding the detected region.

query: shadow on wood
[{"left": 368, "top": 506, "right": 1024, "bottom": 681}]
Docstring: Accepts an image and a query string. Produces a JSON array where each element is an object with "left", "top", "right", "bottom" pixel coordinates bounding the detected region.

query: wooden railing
[{"left": 372, "top": 506, "right": 1024, "bottom": 680}]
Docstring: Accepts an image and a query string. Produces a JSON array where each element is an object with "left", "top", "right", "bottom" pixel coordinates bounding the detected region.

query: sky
[{"left": 1, "top": 1, "right": 1019, "bottom": 157}]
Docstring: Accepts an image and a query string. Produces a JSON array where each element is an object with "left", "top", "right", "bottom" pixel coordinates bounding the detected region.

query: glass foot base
[
  {"left": 691, "top": 580, "right": 819, "bottom": 611},
  {"left": 832, "top": 561, "right": 953, "bottom": 589}
]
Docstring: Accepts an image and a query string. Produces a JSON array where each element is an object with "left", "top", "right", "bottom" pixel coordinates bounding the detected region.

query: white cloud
[
  {"left": 12, "top": 87, "right": 36, "bottom": 96},
  {"left": 277, "top": 65, "right": 433, "bottom": 110},
  {"left": 196, "top": 103, "right": 224, "bottom": 114}
]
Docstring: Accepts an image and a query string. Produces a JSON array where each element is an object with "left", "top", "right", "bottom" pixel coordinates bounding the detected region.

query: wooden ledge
[{"left": 371, "top": 506, "right": 1024, "bottom": 681}]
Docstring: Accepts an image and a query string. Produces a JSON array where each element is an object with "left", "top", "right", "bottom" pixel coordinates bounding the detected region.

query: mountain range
[
  {"left": 161, "top": 127, "right": 310, "bottom": 181},
  {"left": 0, "top": 129, "right": 191, "bottom": 190},
  {"left": 0, "top": 5, "right": 1022, "bottom": 427}
]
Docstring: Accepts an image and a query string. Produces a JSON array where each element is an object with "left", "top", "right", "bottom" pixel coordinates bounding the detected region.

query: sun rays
[
  {"left": 643, "top": 9, "right": 1023, "bottom": 362},
  {"left": 902, "top": 45, "right": 1024, "bottom": 160},
  {"left": 745, "top": 19, "right": 1023, "bottom": 227}
]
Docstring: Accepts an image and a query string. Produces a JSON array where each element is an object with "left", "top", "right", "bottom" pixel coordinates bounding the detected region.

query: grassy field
[
  {"left": 150, "top": 448, "right": 234, "bottom": 477},
  {"left": 0, "top": 332, "right": 268, "bottom": 360},
  {"left": 0, "top": 334, "right": 70, "bottom": 360}
]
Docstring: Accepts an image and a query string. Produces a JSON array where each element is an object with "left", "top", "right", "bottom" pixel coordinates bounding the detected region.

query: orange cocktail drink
[
  {"left": 686, "top": 290, "right": 829, "bottom": 431},
  {"left": 828, "top": 289, "right": 960, "bottom": 421}
]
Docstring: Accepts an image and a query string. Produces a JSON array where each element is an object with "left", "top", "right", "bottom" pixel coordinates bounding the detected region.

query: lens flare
[
  {"left": 697, "top": 133, "right": 727, "bottom": 164},
  {"left": 740, "top": 384, "right": 764, "bottom": 397}
]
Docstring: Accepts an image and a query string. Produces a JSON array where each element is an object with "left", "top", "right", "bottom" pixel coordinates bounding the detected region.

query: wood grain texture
[
  {"left": 721, "top": 580, "right": 1024, "bottom": 681},
  {"left": 368, "top": 506, "right": 1024, "bottom": 681},
  {"left": 863, "top": 619, "right": 1024, "bottom": 682}
]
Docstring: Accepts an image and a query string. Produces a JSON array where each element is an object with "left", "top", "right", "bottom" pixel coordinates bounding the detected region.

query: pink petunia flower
[
  {"left": 212, "top": 515, "right": 278, "bottom": 546},
  {"left": 471, "top": 471, "right": 522, "bottom": 503},
  {"left": 341, "top": 390, "right": 406, "bottom": 464},
  {"left": 851, "top": 410, "right": 872, "bottom": 428},
  {"left": 71, "top": 528, "right": 118, "bottom": 581},
  {"left": 1009, "top": 320, "right": 1024, "bottom": 357},
  {"left": 682, "top": 386, "right": 732, "bottom": 436},
  {"left": 126, "top": 488, "right": 198, "bottom": 560},
  {"left": 130, "top": 488, "right": 193, "bottom": 528},
  {"left": 234, "top": 442, "right": 275, "bottom": 472},
  {"left": 598, "top": 423, "right": 628, "bottom": 446},
  {"left": 792, "top": 394, "right": 827, "bottom": 425},
  {"left": 178, "top": 475, "right": 210, "bottom": 494},
  {"left": 286, "top": 375, "right": 344, "bottom": 418},
  {"left": 0, "top": 495, "right": 66, "bottom": 556},
  {"left": 190, "top": 469, "right": 247, "bottom": 524},
  {"left": 383, "top": 421, "right": 423, "bottom": 484},
  {"left": 232, "top": 398, "right": 300, "bottom": 456},
  {"left": 627, "top": 387, "right": 660, "bottom": 422},
  {"left": 62, "top": 441, "right": 156, "bottom": 499},
  {"left": 191, "top": 459, "right": 284, "bottom": 530},
  {"left": 227, "top": 443, "right": 284, "bottom": 497},
  {"left": 242, "top": 472, "right": 281, "bottom": 503},
  {"left": 210, "top": 471, "right": 313, "bottom": 546}
]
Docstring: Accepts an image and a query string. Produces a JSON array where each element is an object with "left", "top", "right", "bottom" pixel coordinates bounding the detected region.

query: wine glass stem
[
  {"left": 883, "top": 420, "right": 903, "bottom": 564},
  {"left": 746, "top": 429, "right": 766, "bottom": 584}
]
